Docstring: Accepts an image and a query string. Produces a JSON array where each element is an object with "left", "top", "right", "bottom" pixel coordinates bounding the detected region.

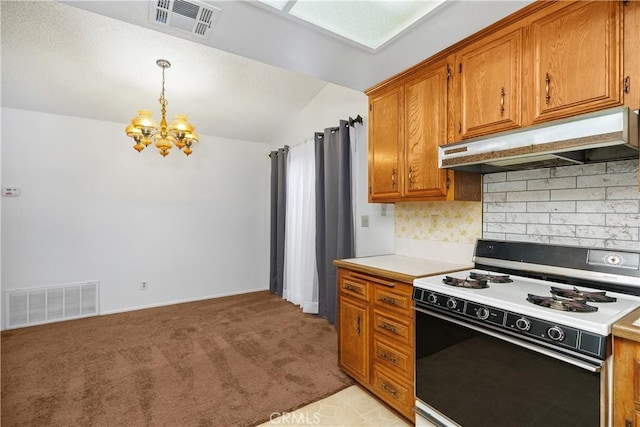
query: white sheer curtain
[{"left": 283, "top": 138, "right": 318, "bottom": 313}]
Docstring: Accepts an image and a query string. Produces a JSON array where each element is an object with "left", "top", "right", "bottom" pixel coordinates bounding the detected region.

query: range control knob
[
  {"left": 476, "top": 307, "right": 490, "bottom": 320},
  {"left": 547, "top": 326, "right": 565, "bottom": 341},
  {"left": 427, "top": 293, "right": 438, "bottom": 304},
  {"left": 515, "top": 318, "right": 531, "bottom": 331},
  {"left": 446, "top": 298, "right": 458, "bottom": 310}
]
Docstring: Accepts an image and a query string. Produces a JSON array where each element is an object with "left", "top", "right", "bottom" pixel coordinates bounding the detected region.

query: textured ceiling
[{"left": 1, "top": 0, "right": 533, "bottom": 144}]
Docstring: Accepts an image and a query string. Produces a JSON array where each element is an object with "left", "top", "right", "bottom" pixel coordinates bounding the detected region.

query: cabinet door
[
  {"left": 338, "top": 297, "right": 369, "bottom": 383},
  {"left": 613, "top": 337, "right": 640, "bottom": 427},
  {"left": 531, "top": 0, "right": 622, "bottom": 123},
  {"left": 404, "top": 62, "right": 449, "bottom": 198},
  {"left": 624, "top": 0, "right": 640, "bottom": 111},
  {"left": 368, "top": 87, "right": 404, "bottom": 202},
  {"left": 458, "top": 29, "right": 522, "bottom": 139}
]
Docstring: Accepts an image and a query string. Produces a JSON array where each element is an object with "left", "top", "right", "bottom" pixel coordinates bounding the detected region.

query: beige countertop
[
  {"left": 334, "top": 254, "right": 473, "bottom": 284},
  {"left": 613, "top": 307, "right": 640, "bottom": 343}
]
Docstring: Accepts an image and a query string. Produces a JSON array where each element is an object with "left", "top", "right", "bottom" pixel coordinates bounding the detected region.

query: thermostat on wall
[{"left": 2, "top": 187, "right": 21, "bottom": 197}]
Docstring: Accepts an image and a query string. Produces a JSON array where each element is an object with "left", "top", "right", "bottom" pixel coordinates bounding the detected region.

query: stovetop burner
[
  {"left": 526, "top": 294, "right": 599, "bottom": 312},
  {"left": 442, "top": 276, "right": 488, "bottom": 289},
  {"left": 550, "top": 286, "right": 617, "bottom": 302},
  {"left": 469, "top": 272, "right": 513, "bottom": 283},
  {"left": 442, "top": 272, "right": 512, "bottom": 289}
]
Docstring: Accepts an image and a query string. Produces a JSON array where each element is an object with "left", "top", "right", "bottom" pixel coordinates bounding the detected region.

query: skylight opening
[{"left": 256, "top": 0, "right": 449, "bottom": 50}]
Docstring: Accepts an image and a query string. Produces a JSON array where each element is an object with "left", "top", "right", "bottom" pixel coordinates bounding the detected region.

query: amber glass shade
[
  {"left": 130, "top": 110, "right": 159, "bottom": 137},
  {"left": 168, "top": 115, "right": 194, "bottom": 139}
]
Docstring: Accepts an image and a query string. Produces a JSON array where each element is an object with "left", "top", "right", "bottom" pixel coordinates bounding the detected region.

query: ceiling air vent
[{"left": 149, "top": 0, "right": 221, "bottom": 39}]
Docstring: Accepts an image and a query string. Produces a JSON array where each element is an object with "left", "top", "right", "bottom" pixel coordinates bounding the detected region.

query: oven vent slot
[{"left": 6, "top": 281, "right": 100, "bottom": 329}]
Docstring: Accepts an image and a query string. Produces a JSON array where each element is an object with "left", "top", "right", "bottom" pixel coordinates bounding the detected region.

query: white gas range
[{"left": 412, "top": 239, "right": 640, "bottom": 427}]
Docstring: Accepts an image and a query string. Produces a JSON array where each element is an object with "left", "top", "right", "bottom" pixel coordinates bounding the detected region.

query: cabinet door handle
[
  {"left": 343, "top": 284, "right": 362, "bottom": 294},
  {"left": 624, "top": 76, "right": 631, "bottom": 94},
  {"left": 378, "top": 351, "right": 398, "bottom": 365},
  {"left": 500, "top": 87, "right": 505, "bottom": 115},
  {"left": 391, "top": 168, "right": 397, "bottom": 189},
  {"left": 625, "top": 419, "right": 632, "bottom": 427},
  {"left": 408, "top": 167, "right": 413, "bottom": 189},
  {"left": 378, "top": 295, "right": 399, "bottom": 306},
  {"left": 379, "top": 321, "right": 399, "bottom": 334},
  {"left": 545, "top": 72, "right": 551, "bottom": 105},
  {"left": 356, "top": 314, "right": 361, "bottom": 336},
  {"left": 381, "top": 382, "right": 399, "bottom": 398}
]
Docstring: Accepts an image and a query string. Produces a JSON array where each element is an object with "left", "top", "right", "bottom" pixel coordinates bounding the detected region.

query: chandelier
[{"left": 125, "top": 59, "right": 199, "bottom": 157}]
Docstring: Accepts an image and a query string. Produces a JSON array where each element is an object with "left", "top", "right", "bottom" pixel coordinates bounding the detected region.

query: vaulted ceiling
[{"left": 1, "top": 1, "right": 533, "bottom": 143}]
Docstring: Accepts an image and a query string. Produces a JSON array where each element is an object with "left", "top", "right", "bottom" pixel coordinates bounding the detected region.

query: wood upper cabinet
[
  {"left": 529, "top": 0, "right": 622, "bottom": 124},
  {"left": 404, "top": 61, "right": 449, "bottom": 198},
  {"left": 455, "top": 28, "right": 522, "bottom": 140},
  {"left": 367, "top": 60, "right": 481, "bottom": 203},
  {"left": 624, "top": 0, "right": 640, "bottom": 111},
  {"left": 368, "top": 87, "right": 404, "bottom": 201}
]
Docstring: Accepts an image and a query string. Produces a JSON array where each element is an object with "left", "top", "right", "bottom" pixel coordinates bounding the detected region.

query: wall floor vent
[
  {"left": 6, "top": 281, "right": 100, "bottom": 329},
  {"left": 149, "top": 0, "right": 221, "bottom": 39}
]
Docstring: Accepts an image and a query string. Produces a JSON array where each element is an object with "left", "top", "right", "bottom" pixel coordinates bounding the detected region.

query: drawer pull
[
  {"left": 381, "top": 382, "right": 398, "bottom": 398},
  {"left": 378, "top": 351, "right": 398, "bottom": 365},
  {"left": 378, "top": 295, "right": 399, "bottom": 306},
  {"left": 344, "top": 284, "right": 362, "bottom": 294},
  {"left": 379, "top": 322, "right": 399, "bottom": 334}
]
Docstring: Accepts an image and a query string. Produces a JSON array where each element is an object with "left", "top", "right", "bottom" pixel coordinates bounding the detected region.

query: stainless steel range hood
[{"left": 439, "top": 107, "right": 639, "bottom": 173}]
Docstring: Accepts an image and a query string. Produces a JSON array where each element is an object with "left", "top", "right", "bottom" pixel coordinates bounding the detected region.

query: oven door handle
[{"left": 414, "top": 306, "right": 603, "bottom": 373}]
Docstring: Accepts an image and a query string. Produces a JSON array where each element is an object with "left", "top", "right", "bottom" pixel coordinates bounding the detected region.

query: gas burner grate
[
  {"left": 550, "top": 286, "right": 617, "bottom": 303},
  {"left": 442, "top": 276, "right": 488, "bottom": 289},
  {"left": 469, "top": 272, "right": 513, "bottom": 283},
  {"left": 526, "top": 294, "right": 598, "bottom": 312}
]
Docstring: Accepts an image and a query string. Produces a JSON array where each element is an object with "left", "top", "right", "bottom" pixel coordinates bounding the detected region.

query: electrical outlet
[
  {"left": 361, "top": 215, "right": 370, "bottom": 227},
  {"left": 140, "top": 281, "right": 149, "bottom": 291}
]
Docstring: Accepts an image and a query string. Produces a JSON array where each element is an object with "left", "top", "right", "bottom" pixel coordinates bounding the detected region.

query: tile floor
[{"left": 258, "top": 385, "right": 413, "bottom": 427}]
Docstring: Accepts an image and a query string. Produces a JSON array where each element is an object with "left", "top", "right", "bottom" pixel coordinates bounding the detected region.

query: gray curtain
[
  {"left": 269, "top": 146, "right": 288, "bottom": 296},
  {"left": 315, "top": 121, "right": 355, "bottom": 324}
]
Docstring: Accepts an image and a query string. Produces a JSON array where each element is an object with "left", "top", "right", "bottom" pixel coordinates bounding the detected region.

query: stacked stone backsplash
[{"left": 483, "top": 159, "right": 640, "bottom": 250}]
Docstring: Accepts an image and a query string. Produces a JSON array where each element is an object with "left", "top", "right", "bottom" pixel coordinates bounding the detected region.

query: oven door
[{"left": 414, "top": 304, "right": 606, "bottom": 427}]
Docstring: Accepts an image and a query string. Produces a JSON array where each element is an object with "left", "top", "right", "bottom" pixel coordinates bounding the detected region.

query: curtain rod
[{"left": 348, "top": 115, "right": 363, "bottom": 127}]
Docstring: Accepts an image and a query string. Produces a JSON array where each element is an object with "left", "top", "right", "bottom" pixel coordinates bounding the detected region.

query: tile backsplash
[
  {"left": 482, "top": 159, "right": 640, "bottom": 250},
  {"left": 395, "top": 201, "right": 482, "bottom": 244}
]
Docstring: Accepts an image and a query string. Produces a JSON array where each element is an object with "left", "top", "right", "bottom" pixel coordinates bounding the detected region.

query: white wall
[
  {"left": 1, "top": 108, "right": 270, "bottom": 328},
  {"left": 272, "top": 83, "right": 394, "bottom": 257}
]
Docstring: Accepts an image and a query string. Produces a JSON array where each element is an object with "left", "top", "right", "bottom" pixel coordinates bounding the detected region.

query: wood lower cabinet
[
  {"left": 337, "top": 268, "right": 415, "bottom": 421},
  {"left": 613, "top": 335, "right": 640, "bottom": 427},
  {"left": 339, "top": 297, "right": 369, "bottom": 384}
]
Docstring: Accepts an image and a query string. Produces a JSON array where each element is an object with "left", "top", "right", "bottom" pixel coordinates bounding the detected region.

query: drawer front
[
  {"left": 373, "top": 336, "right": 412, "bottom": 380},
  {"left": 372, "top": 365, "right": 413, "bottom": 415},
  {"left": 373, "top": 310, "right": 412, "bottom": 346},
  {"left": 374, "top": 286, "right": 412, "bottom": 315},
  {"left": 340, "top": 278, "right": 369, "bottom": 302}
]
